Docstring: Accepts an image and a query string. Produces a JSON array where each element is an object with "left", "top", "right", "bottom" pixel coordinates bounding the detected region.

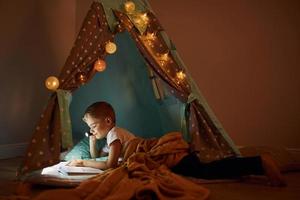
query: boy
[
  {"left": 69, "top": 101, "right": 136, "bottom": 170},
  {"left": 69, "top": 101, "right": 285, "bottom": 186}
]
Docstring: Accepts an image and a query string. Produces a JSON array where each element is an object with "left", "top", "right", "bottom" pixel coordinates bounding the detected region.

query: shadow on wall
[{"left": 69, "top": 31, "right": 184, "bottom": 142}]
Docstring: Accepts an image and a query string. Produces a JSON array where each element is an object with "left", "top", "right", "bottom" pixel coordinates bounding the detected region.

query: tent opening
[{"left": 70, "top": 31, "right": 185, "bottom": 143}]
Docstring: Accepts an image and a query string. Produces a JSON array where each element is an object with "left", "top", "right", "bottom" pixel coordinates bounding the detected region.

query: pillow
[
  {"left": 64, "top": 137, "right": 106, "bottom": 161},
  {"left": 239, "top": 146, "right": 300, "bottom": 173}
]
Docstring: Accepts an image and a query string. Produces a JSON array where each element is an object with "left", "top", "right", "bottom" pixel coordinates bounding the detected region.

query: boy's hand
[
  {"left": 68, "top": 159, "right": 84, "bottom": 167},
  {"left": 89, "top": 135, "right": 97, "bottom": 143}
]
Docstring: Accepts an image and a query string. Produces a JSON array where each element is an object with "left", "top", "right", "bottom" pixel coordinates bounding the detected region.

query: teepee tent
[{"left": 18, "top": 0, "right": 240, "bottom": 176}]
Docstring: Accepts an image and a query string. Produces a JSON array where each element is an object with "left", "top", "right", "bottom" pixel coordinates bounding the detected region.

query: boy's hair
[{"left": 84, "top": 101, "right": 116, "bottom": 123}]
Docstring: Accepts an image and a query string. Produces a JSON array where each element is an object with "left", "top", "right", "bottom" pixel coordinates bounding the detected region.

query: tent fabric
[
  {"left": 113, "top": 10, "right": 239, "bottom": 162},
  {"left": 56, "top": 89, "right": 73, "bottom": 149},
  {"left": 69, "top": 31, "right": 184, "bottom": 141},
  {"left": 64, "top": 137, "right": 106, "bottom": 161},
  {"left": 99, "top": 0, "right": 149, "bottom": 33},
  {"left": 18, "top": 95, "right": 62, "bottom": 176},
  {"left": 170, "top": 49, "right": 240, "bottom": 156},
  {"left": 19, "top": 0, "right": 239, "bottom": 176},
  {"left": 160, "top": 30, "right": 239, "bottom": 154},
  {"left": 18, "top": 2, "right": 113, "bottom": 176}
]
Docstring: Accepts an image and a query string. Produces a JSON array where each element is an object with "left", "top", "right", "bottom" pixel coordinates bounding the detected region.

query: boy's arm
[
  {"left": 99, "top": 150, "right": 109, "bottom": 157},
  {"left": 89, "top": 136, "right": 98, "bottom": 158},
  {"left": 84, "top": 140, "right": 121, "bottom": 170}
]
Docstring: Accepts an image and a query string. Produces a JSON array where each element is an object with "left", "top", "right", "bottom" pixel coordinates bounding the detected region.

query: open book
[{"left": 41, "top": 161, "right": 103, "bottom": 176}]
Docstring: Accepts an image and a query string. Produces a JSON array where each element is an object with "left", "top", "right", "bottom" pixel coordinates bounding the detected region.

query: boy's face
[{"left": 83, "top": 114, "right": 113, "bottom": 139}]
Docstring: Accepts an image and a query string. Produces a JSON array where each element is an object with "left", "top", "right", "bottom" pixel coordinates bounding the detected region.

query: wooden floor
[
  {"left": 0, "top": 157, "right": 55, "bottom": 199},
  {"left": 205, "top": 174, "right": 300, "bottom": 200},
  {"left": 1, "top": 157, "right": 300, "bottom": 200},
  {"left": 0, "top": 157, "right": 23, "bottom": 197}
]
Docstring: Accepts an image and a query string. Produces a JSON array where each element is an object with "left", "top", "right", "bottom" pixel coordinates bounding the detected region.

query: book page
[
  {"left": 41, "top": 161, "right": 103, "bottom": 176},
  {"left": 59, "top": 164, "right": 103, "bottom": 175}
]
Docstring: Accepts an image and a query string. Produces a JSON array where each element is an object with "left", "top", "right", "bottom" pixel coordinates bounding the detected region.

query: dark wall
[
  {"left": 0, "top": 1, "right": 75, "bottom": 157},
  {"left": 149, "top": 0, "right": 300, "bottom": 147}
]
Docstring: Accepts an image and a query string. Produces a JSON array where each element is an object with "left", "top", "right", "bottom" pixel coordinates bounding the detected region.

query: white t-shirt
[{"left": 102, "top": 127, "right": 136, "bottom": 153}]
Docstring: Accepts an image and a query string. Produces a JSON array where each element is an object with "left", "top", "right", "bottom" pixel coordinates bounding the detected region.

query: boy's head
[{"left": 83, "top": 101, "right": 116, "bottom": 139}]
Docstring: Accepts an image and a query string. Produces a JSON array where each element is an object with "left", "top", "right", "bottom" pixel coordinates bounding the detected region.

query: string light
[
  {"left": 142, "top": 32, "right": 157, "bottom": 46},
  {"left": 160, "top": 52, "right": 169, "bottom": 62},
  {"left": 140, "top": 13, "right": 149, "bottom": 24},
  {"left": 75, "top": 72, "right": 87, "bottom": 84},
  {"left": 134, "top": 17, "right": 142, "bottom": 25},
  {"left": 133, "top": 12, "right": 149, "bottom": 29},
  {"left": 145, "top": 32, "right": 156, "bottom": 41},
  {"left": 123, "top": 12, "right": 183, "bottom": 87},
  {"left": 156, "top": 52, "right": 170, "bottom": 67},
  {"left": 176, "top": 70, "right": 186, "bottom": 81}
]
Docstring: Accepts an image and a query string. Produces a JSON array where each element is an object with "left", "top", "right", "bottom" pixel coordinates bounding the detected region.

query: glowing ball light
[
  {"left": 124, "top": 1, "right": 135, "bottom": 14},
  {"left": 94, "top": 59, "right": 106, "bottom": 72},
  {"left": 105, "top": 41, "right": 117, "bottom": 54},
  {"left": 45, "top": 76, "right": 59, "bottom": 91}
]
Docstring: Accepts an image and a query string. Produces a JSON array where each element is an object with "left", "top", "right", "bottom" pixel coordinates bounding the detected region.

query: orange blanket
[{"left": 35, "top": 132, "right": 210, "bottom": 200}]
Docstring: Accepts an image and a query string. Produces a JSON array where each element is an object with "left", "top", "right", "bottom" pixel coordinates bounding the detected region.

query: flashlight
[{"left": 85, "top": 132, "right": 93, "bottom": 137}]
